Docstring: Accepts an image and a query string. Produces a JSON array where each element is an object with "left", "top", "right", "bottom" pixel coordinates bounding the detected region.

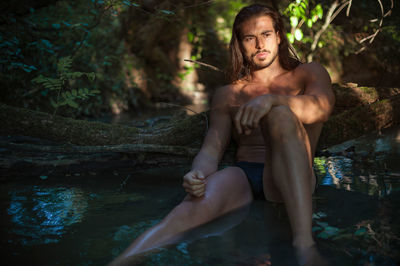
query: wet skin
[{"left": 110, "top": 15, "right": 334, "bottom": 266}]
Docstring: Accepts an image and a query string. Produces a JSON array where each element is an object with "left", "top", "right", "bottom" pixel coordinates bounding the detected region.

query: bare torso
[{"left": 227, "top": 66, "right": 323, "bottom": 162}]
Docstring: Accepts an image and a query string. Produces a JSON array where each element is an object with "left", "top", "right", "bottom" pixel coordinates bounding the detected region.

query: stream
[{"left": 1, "top": 126, "right": 399, "bottom": 265}]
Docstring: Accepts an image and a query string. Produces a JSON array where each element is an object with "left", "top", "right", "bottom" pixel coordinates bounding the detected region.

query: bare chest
[
  {"left": 228, "top": 75, "right": 304, "bottom": 115},
  {"left": 228, "top": 75, "right": 305, "bottom": 146}
]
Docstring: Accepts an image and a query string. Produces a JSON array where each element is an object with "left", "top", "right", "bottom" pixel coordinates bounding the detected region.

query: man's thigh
[
  {"left": 185, "top": 166, "right": 253, "bottom": 215},
  {"left": 262, "top": 152, "right": 284, "bottom": 202},
  {"left": 261, "top": 108, "right": 315, "bottom": 202}
]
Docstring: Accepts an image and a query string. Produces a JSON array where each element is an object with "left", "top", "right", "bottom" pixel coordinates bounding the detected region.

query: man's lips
[
  {"left": 256, "top": 52, "right": 268, "bottom": 58},
  {"left": 252, "top": 51, "right": 269, "bottom": 58}
]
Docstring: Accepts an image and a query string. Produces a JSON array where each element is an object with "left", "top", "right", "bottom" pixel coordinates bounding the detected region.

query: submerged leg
[
  {"left": 109, "top": 167, "right": 253, "bottom": 265},
  {"left": 260, "top": 105, "right": 323, "bottom": 265}
]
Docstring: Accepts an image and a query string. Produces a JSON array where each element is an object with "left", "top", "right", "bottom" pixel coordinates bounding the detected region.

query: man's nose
[{"left": 255, "top": 36, "right": 264, "bottom": 49}]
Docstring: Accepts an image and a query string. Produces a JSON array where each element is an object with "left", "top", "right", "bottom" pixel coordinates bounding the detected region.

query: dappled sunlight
[
  {"left": 317, "top": 156, "right": 352, "bottom": 190},
  {"left": 7, "top": 186, "right": 88, "bottom": 245},
  {"left": 315, "top": 125, "right": 400, "bottom": 196},
  {"left": 316, "top": 155, "right": 394, "bottom": 195},
  {"left": 1, "top": 0, "right": 399, "bottom": 265}
]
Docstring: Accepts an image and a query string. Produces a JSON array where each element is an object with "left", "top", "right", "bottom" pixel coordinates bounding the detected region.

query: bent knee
[
  {"left": 265, "top": 105, "right": 296, "bottom": 123},
  {"left": 261, "top": 105, "right": 300, "bottom": 136},
  {"left": 184, "top": 167, "right": 252, "bottom": 216}
]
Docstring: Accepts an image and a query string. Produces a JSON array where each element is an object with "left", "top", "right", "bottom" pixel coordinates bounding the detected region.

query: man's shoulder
[
  {"left": 294, "top": 62, "right": 332, "bottom": 95},
  {"left": 216, "top": 82, "right": 243, "bottom": 92},
  {"left": 210, "top": 83, "right": 244, "bottom": 110},
  {"left": 294, "top": 62, "right": 329, "bottom": 80},
  {"left": 213, "top": 83, "right": 241, "bottom": 98}
]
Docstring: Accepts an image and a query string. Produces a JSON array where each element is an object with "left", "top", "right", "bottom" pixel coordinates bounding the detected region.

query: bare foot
[
  {"left": 254, "top": 253, "right": 272, "bottom": 266},
  {"left": 295, "top": 245, "right": 327, "bottom": 266}
]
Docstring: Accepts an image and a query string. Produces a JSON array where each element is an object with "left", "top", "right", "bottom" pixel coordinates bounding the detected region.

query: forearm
[
  {"left": 191, "top": 150, "right": 219, "bottom": 177},
  {"left": 270, "top": 94, "right": 332, "bottom": 124}
]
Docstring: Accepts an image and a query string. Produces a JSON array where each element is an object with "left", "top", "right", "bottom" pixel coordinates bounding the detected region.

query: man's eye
[
  {"left": 245, "top": 37, "right": 254, "bottom": 42},
  {"left": 263, "top": 33, "right": 270, "bottom": 37}
]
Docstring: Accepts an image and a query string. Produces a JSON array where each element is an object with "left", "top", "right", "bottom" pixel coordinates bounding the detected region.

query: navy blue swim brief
[
  {"left": 235, "top": 161, "right": 265, "bottom": 199},
  {"left": 235, "top": 161, "right": 319, "bottom": 200}
]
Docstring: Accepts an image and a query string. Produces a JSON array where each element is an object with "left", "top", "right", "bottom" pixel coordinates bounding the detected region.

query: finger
[
  {"left": 234, "top": 107, "right": 244, "bottom": 134},
  {"left": 193, "top": 170, "right": 205, "bottom": 180},
  {"left": 182, "top": 182, "right": 194, "bottom": 192},
  {"left": 244, "top": 128, "right": 252, "bottom": 135},
  {"left": 185, "top": 187, "right": 195, "bottom": 194},
  {"left": 194, "top": 184, "right": 205, "bottom": 193},
  {"left": 183, "top": 174, "right": 204, "bottom": 185},
  {"left": 183, "top": 183, "right": 201, "bottom": 195},
  {"left": 185, "top": 186, "right": 205, "bottom": 196},
  {"left": 182, "top": 182, "right": 192, "bottom": 190},
  {"left": 246, "top": 108, "right": 257, "bottom": 128},
  {"left": 185, "top": 181, "right": 205, "bottom": 191},
  {"left": 186, "top": 183, "right": 205, "bottom": 191},
  {"left": 241, "top": 105, "right": 251, "bottom": 128},
  {"left": 183, "top": 177, "right": 205, "bottom": 190},
  {"left": 253, "top": 111, "right": 266, "bottom": 128},
  {"left": 243, "top": 106, "right": 260, "bottom": 133},
  {"left": 192, "top": 189, "right": 205, "bottom": 197},
  {"left": 184, "top": 186, "right": 203, "bottom": 196}
]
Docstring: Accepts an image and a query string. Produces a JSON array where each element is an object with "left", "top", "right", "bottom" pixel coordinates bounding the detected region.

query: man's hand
[
  {"left": 182, "top": 170, "right": 206, "bottom": 197},
  {"left": 234, "top": 94, "right": 274, "bottom": 135}
]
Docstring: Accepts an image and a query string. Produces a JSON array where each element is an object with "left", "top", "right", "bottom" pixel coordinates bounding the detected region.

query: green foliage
[
  {"left": 0, "top": 0, "right": 140, "bottom": 116},
  {"left": 314, "top": 157, "right": 327, "bottom": 176},
  {"left": 2, "top": 0, "right": 398, "bottom": 115},
  {"left": 312, "top": 212, "right": 371, "bottom": 241},
  {"left": 213, "top": 0, "right": 249, "bottom": 44},
  {"left": 32, "top": 56, "right": 99, "bottom": 113},
  {"left": 284, "top": 0, "right": 323, "bottom": 44}
]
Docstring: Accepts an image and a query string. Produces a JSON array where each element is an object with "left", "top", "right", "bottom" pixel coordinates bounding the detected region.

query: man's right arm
[{"left": 182, "top": 86, "right": 233, "bottom": 197}]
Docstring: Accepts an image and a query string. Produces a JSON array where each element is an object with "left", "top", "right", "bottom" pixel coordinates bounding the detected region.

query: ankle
[{"left": 292, "top": 234, "right": 315, "bottom": 250}]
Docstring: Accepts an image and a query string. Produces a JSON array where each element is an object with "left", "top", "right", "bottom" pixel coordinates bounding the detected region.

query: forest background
[
  {"left": 1, "top": 0, "right": 398, "bottom": 120},
  {"left": 1, "top": 1, "right": 399, "bottom": 263}
]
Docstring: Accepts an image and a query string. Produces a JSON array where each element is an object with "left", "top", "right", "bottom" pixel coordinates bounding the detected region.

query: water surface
[{"left": 1, "top": 127, "right": 399, "bottom": 265}]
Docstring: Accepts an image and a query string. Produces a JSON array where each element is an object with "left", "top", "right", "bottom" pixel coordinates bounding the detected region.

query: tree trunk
[{"left": 1, "top": 84, "right": 399, "bottom": 167}]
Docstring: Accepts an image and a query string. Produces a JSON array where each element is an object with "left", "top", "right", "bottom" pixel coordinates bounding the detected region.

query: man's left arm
[
  {"left": 275, "top": 62, "right": 335, "bottom": 124},
  {"left": 234, "top": 62, "right": 335, "bottom": 134}
]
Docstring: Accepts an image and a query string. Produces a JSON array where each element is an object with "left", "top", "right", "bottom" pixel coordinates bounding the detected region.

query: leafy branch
[
  {"left": 355, "top": 0, "right": 394, "bottom": 54},
  {"left": 32, "top": 56, "right": 99, "bottom": 116},
  {"left": 284, "top": 0, "right": 394, "bottom": 62}
]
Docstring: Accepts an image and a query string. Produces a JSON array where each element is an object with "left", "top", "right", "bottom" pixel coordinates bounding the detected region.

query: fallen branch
[
  {"left": 183, "top": 59, "right": 223, "bottom": 72},
  {"left": 1, "top": 141, "right": 198, "bottom": 156},
  {"left": 355, "top": 0, "right": 394, "bottom": 54},
  {"left": 0, "top": 84, "right": 399, "bottom": 167}
]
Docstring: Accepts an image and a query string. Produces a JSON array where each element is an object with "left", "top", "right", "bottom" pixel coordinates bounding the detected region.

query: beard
[{"left": 246, "top": 49, "right": 279, "bottom": 70}]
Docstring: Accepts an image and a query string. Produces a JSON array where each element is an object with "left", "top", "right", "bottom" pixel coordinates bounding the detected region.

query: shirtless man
[{"left": 111, "top": 4, "right": 334, "bottom": 265}]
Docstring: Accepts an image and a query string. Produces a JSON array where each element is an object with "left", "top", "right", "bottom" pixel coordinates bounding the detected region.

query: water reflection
[
  {"left": 7, "top": 186, "right": 88, "bottom": 245},
  {"left": 315, "top": 154, "right": 399, "bottom": 196},
  {"left": 315, "top": 127, "right": 400, "bottom": 197},
  {"left": 2, "top": 127, "right": 399, "bottom": 265}
]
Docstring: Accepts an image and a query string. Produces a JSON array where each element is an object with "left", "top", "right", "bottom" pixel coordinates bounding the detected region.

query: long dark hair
[{"left": 227, "top": 4, "right": 301, "bottom": 82}]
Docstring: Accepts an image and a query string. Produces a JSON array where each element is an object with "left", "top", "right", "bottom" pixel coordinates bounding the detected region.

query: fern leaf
[
  {"left": 65, "top": 91, "right": 72, "bottom": 98},
  {"left": 32, "top": 75, "right": 46, "bottom": 83},
  {"left": 43, "top": 78, "right": 62, "bottom": 90},
  {"left": 58, "top": 100, "right": 68, "bottom": 106},
  {"left": 57, "top": 56, "right": 73, "bottom": 73},
  {"left": 64, "top": 72, "right": 85, "bottom": 79},
  {"left": 86, "top": 72, "right": 96, "bottom": 81},
  {"left": 50, "top": 98, "right": 58, "bottom": 108},
  {"left": 66, "top": 99, "right": 78, "bottom": 108}
]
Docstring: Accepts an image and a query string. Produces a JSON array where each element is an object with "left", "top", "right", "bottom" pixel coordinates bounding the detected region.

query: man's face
[{"left": 240, "top": 15, "right": 281, "bottom": 70}]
